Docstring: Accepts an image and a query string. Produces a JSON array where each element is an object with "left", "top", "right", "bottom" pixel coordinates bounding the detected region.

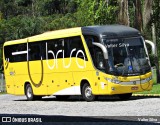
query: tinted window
[
  {"left": 4, "top": 36, "right": 87, "bottom": 62},
  {"left": 28, "top": 42, "right": 41, "bottom": 61},
  {"left": 68, "top": 36, "right": 87, "bottom": 59},
  {"left": 45, "top": 36, "right": 87, "bottom": 60},
  {"left": 83, "top": 35, "right": 100, "bottom": 64},
  {"left": 4, "top": 43, "right": 27, "bottom": 62},
  {"left": 46, "top": 39, "right": 66, "bottom": 59},
  {"left": 4, "top": 46, "right": 13, "bottom": 62}
]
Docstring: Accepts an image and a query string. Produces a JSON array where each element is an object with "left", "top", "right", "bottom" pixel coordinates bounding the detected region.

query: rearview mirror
[{"left": 92, "top": 42, "right": 108, "bottom": 60}]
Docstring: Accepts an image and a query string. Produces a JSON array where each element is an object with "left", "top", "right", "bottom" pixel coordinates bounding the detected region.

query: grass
[
  {"left": 0, "top": 77, "right": 6, "bottom": 94},
  {"left": 152, "top": 68, "right": 157, "bottom": 84},
  {"left": 0, "top": 92, "right": 6, "bottom": 94},
  {"left": 0, "top": 85, "right": 6, "bottom": 94},
  {"left": 133, "top": 62, "right": 160, "bottom": 95},
  {"left": 134, "top": 84, "right": 160, "bottom": 94}
]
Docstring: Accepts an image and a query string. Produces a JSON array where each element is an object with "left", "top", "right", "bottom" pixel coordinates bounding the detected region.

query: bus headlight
[{"left": 105, "top": 77, "right": 120, "bottom": 84}]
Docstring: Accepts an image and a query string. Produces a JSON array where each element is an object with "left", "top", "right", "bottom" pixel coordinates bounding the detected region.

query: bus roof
[
  {"left": 82, "top": 25, "right": 141, "bottom": 38},
  {"left": 4, "top": 27, "right": 81, "bottom": 46},
  {"left": 4, "top": 25, "right": 141, "bottom": 46}
]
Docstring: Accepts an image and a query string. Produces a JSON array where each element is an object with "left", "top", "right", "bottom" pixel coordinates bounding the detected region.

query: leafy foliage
[
  {"left": 0, "top": 0, "right": 159, "bottom": 61},
  {"left": 0, "top": 0, "right": 119, "bottom": 41}
]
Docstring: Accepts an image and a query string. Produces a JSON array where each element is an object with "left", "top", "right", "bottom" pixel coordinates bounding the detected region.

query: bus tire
[
  {"left": 25, "top": 84, "right": 38, "bottom": 101},
  {"left": 82, "top": 83, "right": 95, "bottom": 102},
  {"left": 118, "top": 93, "right": 132, "bottom": 100}
]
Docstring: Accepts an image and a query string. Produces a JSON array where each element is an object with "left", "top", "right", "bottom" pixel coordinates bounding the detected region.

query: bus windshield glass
[{"left": 103, "top": 37, "right": 151, "bottom": 76}]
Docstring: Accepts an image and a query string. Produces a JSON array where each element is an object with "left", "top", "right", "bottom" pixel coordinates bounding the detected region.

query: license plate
[{"left": 131, "top": 86, "right": 138, "bottom": 90}]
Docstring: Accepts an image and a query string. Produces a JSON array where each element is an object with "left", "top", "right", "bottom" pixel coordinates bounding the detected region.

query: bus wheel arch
[
  {"left": 80, "top": 80, "right": 96, "bottom": 102},
  {"left": 24, "top": 82, "right": 42, "bottom": 101}
]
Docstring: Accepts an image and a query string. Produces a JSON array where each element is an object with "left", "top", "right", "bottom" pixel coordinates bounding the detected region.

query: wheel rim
[
  {"left": 27, "top": 86, "right": 32, "bottom": 98},
  {"left": 85, "top": 86, "right": 92, "bottom": 98}
]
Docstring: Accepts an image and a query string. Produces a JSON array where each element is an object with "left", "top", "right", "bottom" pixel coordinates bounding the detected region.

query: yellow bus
[{"left": 3, "top": 25, "right": 153, "bottom": 101}]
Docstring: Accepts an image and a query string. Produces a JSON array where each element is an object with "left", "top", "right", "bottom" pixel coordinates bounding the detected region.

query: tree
[
  {"left": 118, "top": 0, "right": 130, "bottom": 26},
  {"left": 133, "top": 0, "right": 143, "bottom": 32},
  {"left": 152, "top": 0, "right": 160, "bottom": 45},
  {"left": 75, "top": 0, "right": 118, "bottom": 26},
  {"left": 143, "top": 0, "right": 152, "bottom": 29},
  {"left": 152, "top": 0, "right": 160, "bottom": 82},
  {"left": 142, "top": 0, "right": 160, "bottom": 83}
]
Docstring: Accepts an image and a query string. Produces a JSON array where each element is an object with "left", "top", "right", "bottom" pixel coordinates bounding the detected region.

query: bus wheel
[
  {"left": 25, "top": 84, "right": 42, "bottom": 101},
  {"left": 25, "top": 84, "right": 34, "bottom": 101},
  {"left": 56, "top": 95, "right": 70, "bottom": 101},
  {"left": 25, "top": 84, "right": 39, "bottom": 101},
  {"left": 118, "top": 93, "right": 132, "bottom": 100},
  {"left": 82, "top": 83, "right": 95, "bottom": 102}
]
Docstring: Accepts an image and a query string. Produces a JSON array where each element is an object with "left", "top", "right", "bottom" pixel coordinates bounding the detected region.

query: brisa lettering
[{"left": 46, "top": 42, "right": 86, "bottom": 69}]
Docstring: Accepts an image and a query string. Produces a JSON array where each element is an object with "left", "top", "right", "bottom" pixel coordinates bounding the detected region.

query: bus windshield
[{"left": 103, "top": 37, "right": 151, "bottom": 76}]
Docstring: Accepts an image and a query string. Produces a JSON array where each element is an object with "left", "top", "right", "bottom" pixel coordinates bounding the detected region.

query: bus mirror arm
[
  {"left": 92, "top": 42, "right": 109, "bottom": 72},
  {"left": 92, "top": 42, "right": 108, "bottom": 59}
]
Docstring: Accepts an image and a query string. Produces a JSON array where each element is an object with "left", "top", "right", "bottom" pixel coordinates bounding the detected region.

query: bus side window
[
  {"left": 4, "top": 46, "right": 14, "bottom": 62},
  {"left": 47, "top": 40, "right": 56, "bottom": 59},
  {"left": 44, "top": 38, "right": 68, "bottom": 59},
  {"left": 94, "top": 46, "right": 105, "bottom": 71},
  {"left": 68, "top": 36, "right": 87, "bottom": 60},
  {"left": 84, "top": 35, "right": 100, "bottom": 65},
  {"left": 29, "top": 43, "right": 41, "bottom": 61},
  {"left": 4, "top": 43, "right": 27, "bottom": 63},
  {"left": 56, "top": 39, "right": 64, "bottom": 58},
  {"left": 14, "top": 44, "right": 27, "bottom": 62},
  {"left": 41, "top": 42, "right": 46, "bottom": 60},
  {"left": 63, "top": 38, "right": 69, "bottom": 58}
]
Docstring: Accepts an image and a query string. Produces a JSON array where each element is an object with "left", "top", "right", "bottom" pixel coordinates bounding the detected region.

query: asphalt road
[{"left": 0, "top": 94, "right": 160, "bottom": 124}]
